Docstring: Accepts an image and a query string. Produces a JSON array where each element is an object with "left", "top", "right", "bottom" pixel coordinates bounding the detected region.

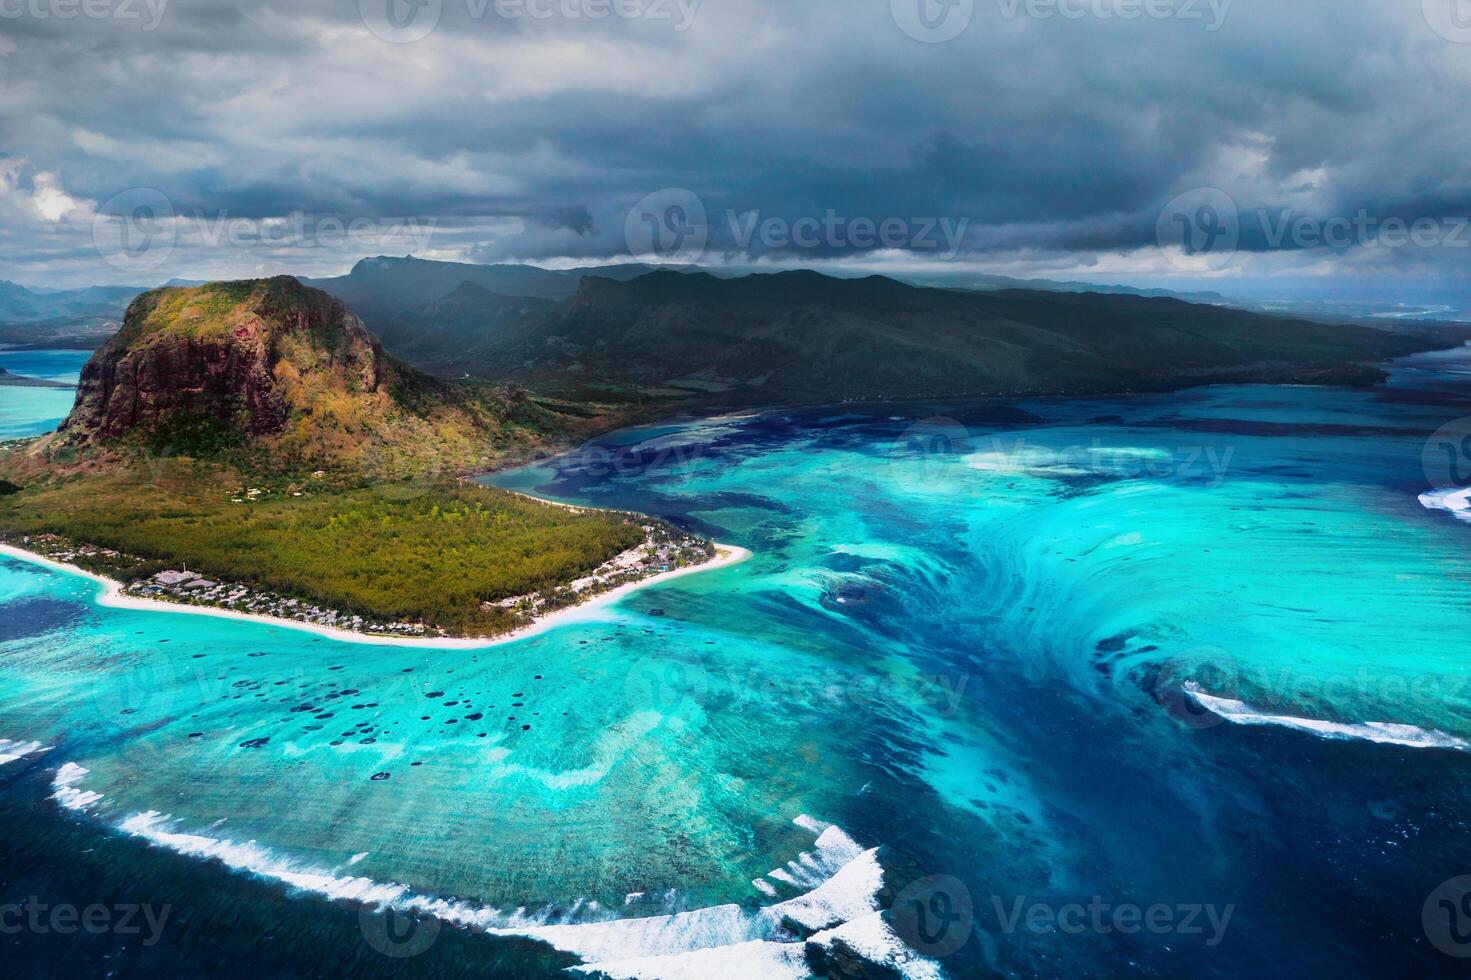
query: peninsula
[
  {"left": 0, "top": 278, "right": 729, "bottom": 641},
  {"left": 0, "top": 367, "right": 74, "bottom": 389}
]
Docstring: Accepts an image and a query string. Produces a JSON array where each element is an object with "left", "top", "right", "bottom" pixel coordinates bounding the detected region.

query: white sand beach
[{"left": 0, "top": 541, "right": 752, "bottom": 650}]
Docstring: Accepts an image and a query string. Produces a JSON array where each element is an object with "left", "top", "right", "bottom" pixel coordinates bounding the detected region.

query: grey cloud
[{"left": 2, "top": 0, "right": 1470, "bottom": 288}]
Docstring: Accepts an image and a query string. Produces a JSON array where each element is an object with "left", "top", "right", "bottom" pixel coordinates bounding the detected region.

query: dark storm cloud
[{"left": 2, "top": 0, "right": 1471, "bottom": 286}]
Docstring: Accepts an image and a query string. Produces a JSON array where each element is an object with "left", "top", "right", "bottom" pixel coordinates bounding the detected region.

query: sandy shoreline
[{"left": 0, "top": 541, "right": 751, "bottom": 650}]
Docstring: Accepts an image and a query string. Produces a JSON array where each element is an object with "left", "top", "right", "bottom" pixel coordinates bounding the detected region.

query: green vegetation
[
  {"left": 113, "top": 279, "right": 258, "bottom": 346},
  {"left": 0, "top": 277, "right": 668, "bottom": 636},
  {"left": 459, "top": 270, "right": 1468, "bottom": 405},
  {"left": 0, "top": 460, "right": 645, "bottom": 635},
  {"left": 143, "top": 412, "right": 247, "bottom": 458}
]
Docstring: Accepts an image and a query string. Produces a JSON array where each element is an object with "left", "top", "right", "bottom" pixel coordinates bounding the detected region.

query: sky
[{"left": 2, "top": 0, "right": 1471, "bottom": 299}]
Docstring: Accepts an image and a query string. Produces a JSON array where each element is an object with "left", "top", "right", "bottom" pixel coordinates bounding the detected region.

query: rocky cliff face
[
  {"left": 44, "top": 276, "right": 577, "bottom": 476},
  {"left": 57, "top": 277, "right": 390, "bottom": 447}
]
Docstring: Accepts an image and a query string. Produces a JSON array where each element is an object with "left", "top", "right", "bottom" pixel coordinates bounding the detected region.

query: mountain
[
  {"left": 48, "top": 277, "right": 570, "bottom": 475},
  {"left": 0, "top": 315, "right": 124, "bottom": 351},
  {"left": 461, "top": 270, "right": 1462, "bottom": 404},
  {"left": 303, "top": 256, "right": 680, "bottom": 323},
  {"left": 362, "top": 281, "right": 557, "bottom": 375},
  {"left": 892, "top": 269, "right": 1231, "bottom": 303},
  {"left": 303, "top": 256, "right": 574, "bottom": 318},
  {"left": 301, "top": 257, "right": 698, "bottom": 377},
  {"left": 0, "top": 280, "right": 144, "bottom": 322}
]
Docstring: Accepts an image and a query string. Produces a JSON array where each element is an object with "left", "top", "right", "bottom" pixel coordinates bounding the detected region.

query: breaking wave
[
  {"left": 1185, "top": 685, "right": 1470, "bottom": 751},
  {"left": 48, "top": 765, "right": 943, "bottom": 979},
  {"left": 0, "top": 738, "right": 50, "bottom": 766},
  {"left": 1419, "top": 487, "right": 1471, "bottom": 522}
]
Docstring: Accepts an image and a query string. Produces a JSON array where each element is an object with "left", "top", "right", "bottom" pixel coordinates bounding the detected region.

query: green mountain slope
[{"left": 462, "top": 270, "right": 1458, "bottom": 404}]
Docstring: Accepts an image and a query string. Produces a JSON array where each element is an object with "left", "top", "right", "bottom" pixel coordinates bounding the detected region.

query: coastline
[
  {"left": 0, "top": 541, "right": 752, "bottom": 650},
  {"left": 13, "top": 344, "right": 1454, "bottom": 653}
]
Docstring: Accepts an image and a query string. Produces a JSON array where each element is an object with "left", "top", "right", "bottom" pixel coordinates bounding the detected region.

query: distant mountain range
[
  {"left": 8, "top": 259, "right": 1469, "bottom": 410},
  {"left": 300, "top": 256, "right": 684, "bottom": 318},
  {"left": 0, "top": 280, "right": 144, "bottom": 322},
  {"left": 0, "top": 256, "right": 1240, "bottom": 337},
  {"left": 797, "top": 267, "right": 1233, "bottom": 304},
  {"left": 293, "top": 258, "right": 1470, "bottom": 402},
  {"left": 0, "top": 281, "right": 143, "bottom": 350},
  {"left": 457, "top": 270, "right": 1458, "bottom": 404}
]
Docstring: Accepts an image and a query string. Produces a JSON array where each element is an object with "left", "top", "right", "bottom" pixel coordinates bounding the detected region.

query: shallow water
[
  {"left": 6, "top": 348, "right": 1471, "bottom": 976},
  {"left": 0, "top": 349, "right": 88, "bottom": 440}
]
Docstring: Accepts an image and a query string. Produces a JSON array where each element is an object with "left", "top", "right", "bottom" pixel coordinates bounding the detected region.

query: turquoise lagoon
[
  {"left": 5, "top": 350, "right": 1471, "bottom": 976},
  {"left": 0, "top": 348, "right": 89, "bottom": 440}
]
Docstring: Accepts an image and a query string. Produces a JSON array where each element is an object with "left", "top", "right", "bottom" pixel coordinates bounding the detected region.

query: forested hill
[{"left": 455, "top": 270, "right": 1459, "bottom": 405}]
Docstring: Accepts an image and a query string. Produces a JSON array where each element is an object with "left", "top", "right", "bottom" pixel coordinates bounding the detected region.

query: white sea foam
[
  {"left": 1419, "top": 487, "right": 1471, "bottom": 522},
  {"left": 792, "top": 813, "right": 828, "bottom": 835},
  {"left": 763, "top": 847, "right": 883, "bottom": 932},
  {"left": 0, "top": 738, "right": 50, "bottom": 765},
  {"left": 1185, "top": 685, "right": 1470, "bottom": 751},
  {"left": 761, "top": 820, "right": 865, "bottom": 894},
  {"left": 808, "top": 912, "right": 947, "bottom": 980},
  {"left": 48, "top": 772, "right": 912, "bottom": 979},
  {"left": 964, "top": 448, "right": 1095, "bottom": 477},
  {"left": 52, "top": 762, "right": 104, "bottom": 811},
  {"left": 964, "top": 445, "right": 1169, "bottom": 479},
  {"left": 570, "top": 939, "right": 809, "bottom": 979},
  {"left": 119, "top": 811, "right": 411, "bottom": 904}
]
